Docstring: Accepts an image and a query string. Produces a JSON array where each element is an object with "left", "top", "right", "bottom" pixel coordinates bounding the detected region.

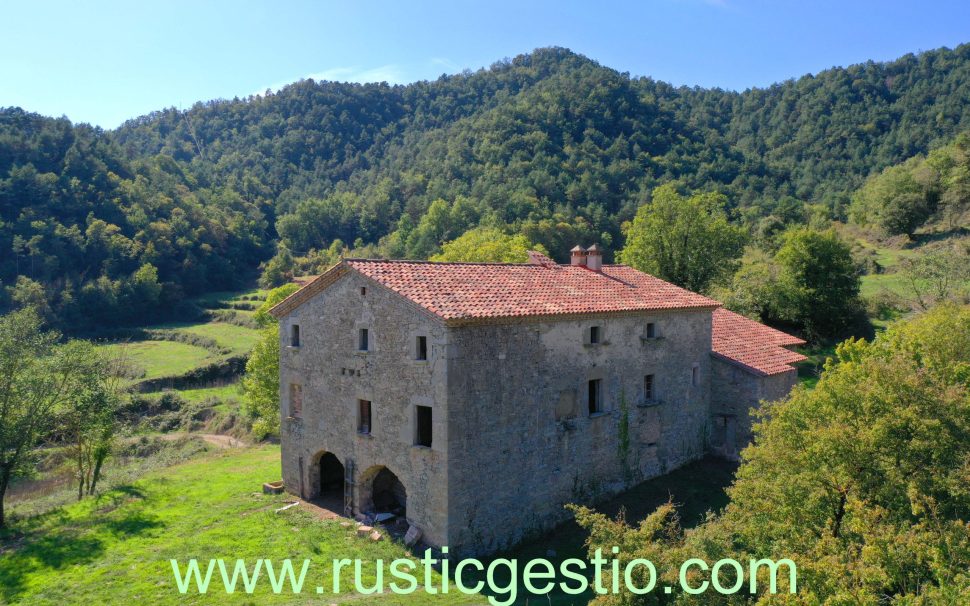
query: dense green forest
[{"left": 3, "top": 44, "right": 970, "bottom": 331}]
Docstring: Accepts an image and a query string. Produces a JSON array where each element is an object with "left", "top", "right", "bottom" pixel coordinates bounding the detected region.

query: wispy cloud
[
  {"left": 255, "top": 64, "right": 405, "bottom": 95},
  {"left": 430, "top": 57, "right": 459, "bottom": 72}
]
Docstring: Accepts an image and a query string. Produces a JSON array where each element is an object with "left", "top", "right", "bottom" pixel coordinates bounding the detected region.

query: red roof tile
[
  {"left": 342, "top": 259, "right": 719, "bottom": 321},
  {"left": 712, "top": 308, "right": 807, "bottom": 376},
  {"left": 270, "top": 258, "right": 718, "bottom": 320}
]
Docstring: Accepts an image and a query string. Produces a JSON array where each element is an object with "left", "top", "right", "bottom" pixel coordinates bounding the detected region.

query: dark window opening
[
  {"left": 360, "top": 286, "right": 366, "bottom": 296},
  {"left": 290, "top": 324, "right": 301, "bottom": 347},
  {"left": 589, "top": 326, "right": 601, "bottom": 344},
  {"left": 588, "top": 379, "right": 603, "bottom": 415},
  {"left": 644, "top": 374, "right": 654, "bottom": 400},
  {"left": 358, "top": 399, "right": 371, "bottom": 434},
  {"left": 358, "top": 328, "right": 369, "bottom": 351},
  {"left": 289, "top": 383, "right": 303, "bottom": 418},
  {"left": 416, "top": 336, "right": 428, "bottom": 361},
  {"left": 692, "top": 365, "right": 699, "bottom": 387},
  {"left": 646, "top": 323, "right": 656, "bottom": 339},
  {"left": 415, "top": 405, "right": 432, "bottom": 447}
]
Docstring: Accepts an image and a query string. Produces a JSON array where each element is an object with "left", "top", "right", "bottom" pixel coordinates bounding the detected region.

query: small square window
[
  {"left": 290, "top": 324, "right": 301, "bottom": 347},
  {"left": 589, "top": 326, "right": 601, "bottom": 344},
  {"left": 289, "top": 383, "right": 303, "bottom": 418},
  {"left": 691, "top": 364, "right": 699, "bottom": 387},
  {"left": 646, "top": 323, "right": 656, "bottom": 339},
  {"left": 358, "top": 399, "right": 372, "bottom": 435},
  {"left": 416, "top": 336, "right": 428, "bottom": 361},
  {"left": 358, "top": 328, "right": 369, "bottom": 351},
  {"left": 588, "top": 379, "right": 603, "bottom": 415},
  {"left": 644, "top": 374, "right": 654, "bottom": 401},
  {"left": 415, "top": 405, "right": 432, "bottom": 447}
]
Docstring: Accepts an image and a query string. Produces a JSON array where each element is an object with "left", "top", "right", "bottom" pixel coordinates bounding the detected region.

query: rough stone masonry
[{"left": 270, "top": 246, "right": 805, "bottom": 556}]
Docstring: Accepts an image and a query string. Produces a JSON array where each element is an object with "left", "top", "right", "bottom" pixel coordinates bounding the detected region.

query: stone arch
[
  {"left": 358, "top": 465, "right": 407, "bottom": 516},
  {"left": 308, "top": 451, "right": 344, "bottom": 501}
]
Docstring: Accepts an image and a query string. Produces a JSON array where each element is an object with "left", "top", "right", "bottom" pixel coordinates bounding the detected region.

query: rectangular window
[
  {"left": 289, "top": 383, "right": 303, "bottom": 418},
  {"left": 358, "top": 399, "right": 372, "bottom": 435},
  {"left": 290, "top": 324, "right": 301, "bottom": 347},
  {"left": 415, "top": 405, "right": 432, "bottom": 447},
  {"left": 589, "top": 326, "right": 601, "bottom": 344},
  {"left": 646, "top": 322, "right": 656, "bottom": 339},
  {"left": 360, "top": 286, "right": 367, "bottom": 296},
  {"left": 692, "top": 364, "right": 699, "bottom": 387},
  {"left": 644, "top": 374, "right": 654, "bottom": 401},
  {"left": 358, "top": 328, "right": 369, "bottom": 351},
  {"left": 416, "top": 336, "right": 428, "bottom": 361},
  {"left": 588, "top": 379, "right": 603, "bottom": 415}
]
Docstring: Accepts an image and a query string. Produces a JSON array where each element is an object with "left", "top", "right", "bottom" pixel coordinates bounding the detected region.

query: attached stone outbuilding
[{"left": 708, "top": 308, "right": 806, "bottom": 459}]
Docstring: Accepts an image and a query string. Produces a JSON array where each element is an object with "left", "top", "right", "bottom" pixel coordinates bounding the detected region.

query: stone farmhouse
[{"left": 269, "top": 246, "right": 805, "bottom": 556}]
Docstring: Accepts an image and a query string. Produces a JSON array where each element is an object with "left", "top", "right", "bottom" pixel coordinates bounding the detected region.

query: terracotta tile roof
[
  {"left": 343, "top": 259, "right": 719, "bottom": 322},
  {"left": 270, "top": 257, "right": 718, "bottom": 321},
  {"left": 712, "top": 308, "right": 807, "bottom": 376}
]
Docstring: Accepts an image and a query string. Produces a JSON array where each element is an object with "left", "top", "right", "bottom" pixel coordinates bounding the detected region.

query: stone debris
[
  {"left": 404, "top": 524, "right": 422, "bottom": 546},
  {"left": 369, "top": 531, "right": 383, "bottom": 541},
  {"left": 356, "top": 525, "right": 374, "bottom": 538}
]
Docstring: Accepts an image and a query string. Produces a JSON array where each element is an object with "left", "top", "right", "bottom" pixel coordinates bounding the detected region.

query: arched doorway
[
  {"left": 359, "top": 465, "right": 406, "bottom": 516},
  {"left": 309, "top": 451, "right": 344, "bottom": 509}
]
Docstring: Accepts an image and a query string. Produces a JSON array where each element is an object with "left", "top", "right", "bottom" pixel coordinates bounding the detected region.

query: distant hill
[{"left": 3, "top": 44, "right": 970, "bottom": 328}]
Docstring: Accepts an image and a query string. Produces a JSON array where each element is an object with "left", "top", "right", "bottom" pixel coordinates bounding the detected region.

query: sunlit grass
[
  {"left": 0, "top": 445, "right": 477, "bottom": 605},
  {"left": 100, "top": 341, "right": 214, "bottom": 380}
]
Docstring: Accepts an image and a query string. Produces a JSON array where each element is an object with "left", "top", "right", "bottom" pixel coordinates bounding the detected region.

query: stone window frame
[
  {"left": 414, "top": 404, "right": 433, "bottom": 448},
  {"left": 289, "top": 323, "right": 301, "bottom": 348},
  {"left": 354, "top": 321, "right": 375, "bottom": 354},
  {"left": 588, "top": 379, "right": 604, "bottom": 415},
  {"left": 585, "top": 368, "right": 610, "bottom": 417},
  {"left": 415, "top": 335, "right": 428, "bottom": 361},
  {"left": 643, "top": 373, "right": 657, "bottom": 405},
  {"left": 585, "top": 324, "right": 607, "bottom": 347},
  {"left": 357, "top": 399, "right": 372, "bottom": 436},
  {"left": 288, "top": 383, "right": 303, "bottom": 419}
]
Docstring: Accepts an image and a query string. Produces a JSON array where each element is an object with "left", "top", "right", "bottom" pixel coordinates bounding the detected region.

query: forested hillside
[{"left": 4, "top": 44, "right": 970, "bottom": 330}]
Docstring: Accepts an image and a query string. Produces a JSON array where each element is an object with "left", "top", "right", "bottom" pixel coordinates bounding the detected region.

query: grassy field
[
  {"left": 0, "top": 445, "right": 480, "bottom": 606},
  {"left": 101, "top": 340, "right": 214, "bottom": 381},
  {"left": 170, "top": 384, "right": 244, "bottom": 404},
  {"left": 147, "top": 321, "right": 263, "bottom": 356}
]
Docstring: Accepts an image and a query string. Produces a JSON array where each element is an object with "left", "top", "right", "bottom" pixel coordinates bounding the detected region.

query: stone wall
[
  {"left": 277, "top": 271, "right": 452, "bottom": 546},
  {"left": 709, "top": 358, "right": 798, "bottom": 460},
  {"left": 444, "top": 309, "right": 713, "bottom": 556}
]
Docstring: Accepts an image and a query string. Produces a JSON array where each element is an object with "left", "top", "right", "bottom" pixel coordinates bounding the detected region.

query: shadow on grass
[{"left": 0, "top": 484, "right": 163, "bottom": 602}]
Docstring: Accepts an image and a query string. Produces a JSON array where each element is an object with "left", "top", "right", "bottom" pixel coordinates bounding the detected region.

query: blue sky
[{"left": 2, "top": 0, "right": 969, "bottom": 129}]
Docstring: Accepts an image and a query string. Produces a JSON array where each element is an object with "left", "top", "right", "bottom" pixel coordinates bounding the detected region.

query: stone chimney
[
  {"left": 570, "top": 245, "right": 587, "bottom": 266},
  {"left": 585, "top": 244, "right": 603, "bottom": 272}
]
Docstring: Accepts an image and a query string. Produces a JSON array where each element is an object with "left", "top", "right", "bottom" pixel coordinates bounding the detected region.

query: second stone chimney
[
  {"left": 570, "top": 245, "right": 587, "bottom": 266},
  {"left": 585, "top": 244, "right": 603, "bottom": 272}
]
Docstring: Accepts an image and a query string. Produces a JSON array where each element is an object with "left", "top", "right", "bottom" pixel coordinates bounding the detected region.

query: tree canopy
[
  {"left": 574, "top": 305, "right": 970, "bottom": 604},
  {"left": 5, "top": 44, "right": 970, "bottom": 327},
  {"left": 618, "top": 184, "right": 747, "bottom": 293}
]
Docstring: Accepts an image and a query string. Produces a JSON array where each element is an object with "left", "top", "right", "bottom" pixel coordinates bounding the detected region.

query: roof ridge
[{"left": 345, "top": 257, "right": 634, "bottom": 269}]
